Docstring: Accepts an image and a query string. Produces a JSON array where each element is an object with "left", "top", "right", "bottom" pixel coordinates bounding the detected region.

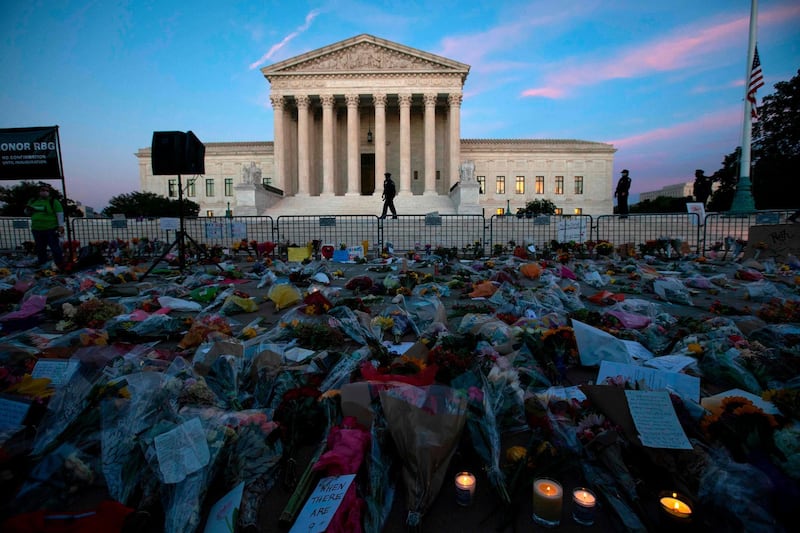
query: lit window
[
  {"left": 535, "top": 176, "right": 544, "bottom": 194},
  {"left": 574, "top": 176, "right": 584, "bottom": 195},
  {"left": 206, "top": 210, "right": 214, "bottom": 217},
  {"left": 224, "top": 178, "right": 233, "bottom": 197},
  {"left": 205, "top": 179, "right": 215, "bottom": 197},
  {"left": 168, "top": 179, "right": 177, "bottom": 198},
  {"left": 573, "top": 207, "right": 582, "bottom": 215},
  {"left": 554, "top": 207, "right": 563, "bottom": 215},
  {"left": 555, "top": 176, "right": 564, "bottom": 195},
  {"left": 496, "top": 208, "right": 505, "bottom": 216},
  {"left": 496, "top": 176, "right": 505, "bottom": 194},
  {"left": 186, "top": 180, "right": 196, "bottom": 197},
  {"left": 515, "top": 176, "right": 525, "bottom": 194},
  {"left": 477, "top": 176, "right": 486, "bottom": 194}
]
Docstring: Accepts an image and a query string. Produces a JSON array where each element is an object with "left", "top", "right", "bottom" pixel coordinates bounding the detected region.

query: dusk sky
[{"left": 2, "top": 1, "right": 799, "bottom": 211}]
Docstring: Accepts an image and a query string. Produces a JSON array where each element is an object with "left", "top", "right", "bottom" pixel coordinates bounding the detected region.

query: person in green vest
[{"left": 25, "top": 184, "right": 65, "bottom": 268}]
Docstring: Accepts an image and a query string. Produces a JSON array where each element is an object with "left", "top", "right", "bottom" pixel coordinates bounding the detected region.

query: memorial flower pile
[{"left": 2, "top": 235, "right": 800, "bottom": 533}]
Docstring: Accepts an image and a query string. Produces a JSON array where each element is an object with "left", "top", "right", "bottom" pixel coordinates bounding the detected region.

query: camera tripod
[{"left": 141, "top": 174, "right": 221, "bottom": 280}]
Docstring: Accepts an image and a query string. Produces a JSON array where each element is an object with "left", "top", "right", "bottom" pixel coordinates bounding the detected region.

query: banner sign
[{"left": 0, "top": 126, "right": 63, "bottom": 179}]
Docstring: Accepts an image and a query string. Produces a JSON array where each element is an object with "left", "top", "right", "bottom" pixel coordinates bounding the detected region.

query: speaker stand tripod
[{"left": 141, "top": 174, "right": 222, "bottom": 280}]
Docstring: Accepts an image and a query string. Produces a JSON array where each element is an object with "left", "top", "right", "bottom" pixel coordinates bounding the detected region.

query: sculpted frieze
[{"left": 282, "top": 43, "right": 447, "bottom": 73}]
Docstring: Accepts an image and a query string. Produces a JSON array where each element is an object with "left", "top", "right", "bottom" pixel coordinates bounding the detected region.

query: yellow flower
[
  {"left": 505, "top": 445, "right": 527, "bottom": 463},
  {"left": 242, "top": 327, "right": 258, "bottom": 339},
  {"left": 5, "top": 374, "right": 55, "bottom": 399},
  {"left": 320, "top": 389, "right": 340, "bottom": 400},
  {"left": 687, "top": 343, "right": 703, "bottom": 355}
]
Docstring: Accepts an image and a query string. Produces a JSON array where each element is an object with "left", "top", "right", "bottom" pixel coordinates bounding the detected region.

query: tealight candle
[
  {"left": 571, "top": 487, "right": 597, "bottom": 525},
  {"left": 454, "top": 472, "right": 476, "bottom": 506},
  {"left": 532, "top": 478, "right": 563, "bottom": 527},
  {"left": 659, "top": 491, "right": 693, "bottom": 521}
]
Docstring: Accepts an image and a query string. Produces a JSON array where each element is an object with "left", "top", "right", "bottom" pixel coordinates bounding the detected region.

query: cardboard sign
[
  {"left": 686, "top": 202, "right": 705, "bottom": 225},
  {"left": 290, "top": 474, "right": 356, "bottom": 533},
  {"left": 744, "top": 224, "right": 800, "bottom": 260},
  {"left": 557, "top": 218, "right": 587, "bottom": 242}
]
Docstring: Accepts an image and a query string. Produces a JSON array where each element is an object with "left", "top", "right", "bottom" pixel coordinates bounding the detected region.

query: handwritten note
[
  {"left": 154, "top": 417, "right": 210, "bottom": 484},
  {"left": 290, "top": 474, "right": 355, "bottom": 533},
  {"left": 31, "top": 359, "right": 80, "bottom": 387},
  {"left": 625, "top": 390, "right": 692, "bottom": 450},
  {"left": 598, "top": 360, "right": 700, "bottom": 402},
  {"left": 0, "top": 397, "right": 31, "bottom": 430},
  {"left": 204, "top": 481, "right": 244, "bottom": 533}
]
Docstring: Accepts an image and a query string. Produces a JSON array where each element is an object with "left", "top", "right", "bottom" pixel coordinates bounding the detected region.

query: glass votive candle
[
  {"left": 658, "top": 491, "right": 693, "bottom": 524},
  {"left": 572, "top": 487, "right": 597, "bottom": 526},
  {"left": 454, "top": 471, "right": 476, "bottom": 506},
  {"left": 532, "top": 478, "right": 563, "bottom": 527}
]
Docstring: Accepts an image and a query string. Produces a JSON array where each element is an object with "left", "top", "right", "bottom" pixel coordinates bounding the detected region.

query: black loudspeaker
[{"left": 151, "top": 131, "right": 205, "bottom": 175}]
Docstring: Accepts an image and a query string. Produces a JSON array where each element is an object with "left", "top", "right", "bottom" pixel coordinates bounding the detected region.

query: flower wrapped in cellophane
[{"left": 379, "top": 384, "right": 467, "bottom": 528}]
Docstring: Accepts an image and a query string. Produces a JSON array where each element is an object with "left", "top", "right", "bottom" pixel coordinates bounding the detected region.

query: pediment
[{"left": 262, "top": 34, "right": 469, "bottom": 77}]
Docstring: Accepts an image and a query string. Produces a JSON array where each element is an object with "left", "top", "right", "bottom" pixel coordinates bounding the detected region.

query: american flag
[{"left": 747, "top": 46, "right": 765, "bottom": 119}]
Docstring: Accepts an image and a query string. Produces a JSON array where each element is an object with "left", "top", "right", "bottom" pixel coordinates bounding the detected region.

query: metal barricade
[
  {"left": 702, "top": 210, "right": 791, "bottom": 254},
  {"left": 276, "top": 215, "right": 380, "bottom": 255},
  {"left": 489, "top": 214, "right": 593, "bottom": 254},
  {"left": 595, "top": 213, "right": 701, "bottom": 254},
  {"left": 379, "top": 214, "right": 486, "bottom": 255},
  {"left": 0, "top": 217, "right": 33, "bottom": 252}
]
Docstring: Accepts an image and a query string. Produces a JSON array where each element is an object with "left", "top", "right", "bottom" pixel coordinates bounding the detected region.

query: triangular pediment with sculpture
[{"left": 262, "top": 34, "right": 469, "bottom": 76}]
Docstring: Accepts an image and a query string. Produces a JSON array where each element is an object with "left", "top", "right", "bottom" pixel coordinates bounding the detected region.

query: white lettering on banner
[
  {"left": 33, "top": 142, "right": 56, "bottom": 150},
  {"left": 0, "top": 142, "right": 31, "bottom": 151}
]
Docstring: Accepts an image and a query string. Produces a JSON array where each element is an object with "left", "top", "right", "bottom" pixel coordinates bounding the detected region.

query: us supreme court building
[{"left": 137, "top": 34, "right": 616, "bottom": 217}]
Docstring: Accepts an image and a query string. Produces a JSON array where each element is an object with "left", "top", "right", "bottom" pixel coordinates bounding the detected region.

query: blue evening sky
[{"left": 2, "top": 0, "right": 798, "bottom": 210}]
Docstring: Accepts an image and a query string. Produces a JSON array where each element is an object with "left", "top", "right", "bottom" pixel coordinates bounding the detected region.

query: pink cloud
[
  {"left": 248, "top": 9, "right": 321, "bottom": 70},
  {"left": 520, "top": 87, "right": 565, "bottom": 99},
  {"left": 521, "top": 3, "right": 800, "bottom": 99},
  {"left": 606, "top": 106, "right": 740, "bottom": 149}
]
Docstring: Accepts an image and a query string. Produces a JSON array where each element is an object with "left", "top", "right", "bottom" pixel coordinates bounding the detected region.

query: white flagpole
[{"left": 730, "top": 0, "right": 758, "bottom": 212}]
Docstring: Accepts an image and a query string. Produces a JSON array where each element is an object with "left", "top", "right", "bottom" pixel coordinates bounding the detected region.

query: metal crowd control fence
[
  {"left": 276, "top": 215, "right": 380, "bottom": 255},
  {"left": 3, "top": 210, "right": 796, "bottom": 259},
  {"left": 489, "top": 214, "right": 593, "bottom": 253},
  {"left": 0, "top": 217, "right": 33, "bottom": 252},
  {"left": 595, "top": 213, "right": 702, "bottom": 253},
  {"left": 380, "top": 214, "right": 486, "bottom": 255},
  {"left": 701, "top": 210, "right": 791, "bottom": 254}
]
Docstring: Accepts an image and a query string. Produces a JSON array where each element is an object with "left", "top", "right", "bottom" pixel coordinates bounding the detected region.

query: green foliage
[
  {"left": 518, "top": 198, "right": 557, "bottom": 216},
  {"left": 101, "top": 191, "right": 200, "bottom": 218},
  {"left": 0, "top": 181, "right": 83, "bottom": 217},
  {"left": 631, "top": 195, "right": 692, "bottom": 213}
]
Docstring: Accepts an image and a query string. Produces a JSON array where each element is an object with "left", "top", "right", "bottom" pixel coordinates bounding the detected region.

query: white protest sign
[
  {"left": 686, "top": 202, "right": 705, "bottom": 225},
  {"left": 204, "top": 481, "right": 244, "bottom": 533},
  {"left": 154, "top": 417, "right": 210, "bottom": 484},
  {"left": 160, "top": 217, "right": 179, "bottom": 231},
  {"left": 625, "top": 390, "right": 692, "bottom": 450},
  {"left": 290, "top": 474, "right": 356, "bottom": 533},
  {"left": 0, "top": 397, "right": 31, "bottom": 430},
  {"left": 597, "top": 360, "right": 700, "bottom": 401},
  {"left": 31, "top": 359, "right": 80, "bottom": 387},
  {"left": 557, "top": 218, "right": 588, "bottom": 242}
]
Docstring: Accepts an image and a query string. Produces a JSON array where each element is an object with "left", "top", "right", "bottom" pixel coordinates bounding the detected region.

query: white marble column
[
  {"left": 374, "top": 93, "right": 387, "bottom": 182},
  {"left": 448, "top": 93, "right": 462, "bottom": 190},
  {"left": 423, "top": 93, "right": 437, "bottom": 195},
  {"left": 345, "top": 94, "right": 360, "bottom": 195},
  {"left": 296, "top": 95, "right": 310, "bottom": 196},
  {"left": 321, "top": 94, "right": 335, "bottom": 196},
  {"left": 398, "top": 93, "right": 412, "bottom": 194},
  {"left": 270, "top": 95, "right": 285, "bottom": 192}
]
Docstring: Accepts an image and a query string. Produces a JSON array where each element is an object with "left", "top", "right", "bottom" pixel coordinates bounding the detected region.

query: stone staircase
[{"left": 265, "top": 192, "right": 458, "bottom": 217}]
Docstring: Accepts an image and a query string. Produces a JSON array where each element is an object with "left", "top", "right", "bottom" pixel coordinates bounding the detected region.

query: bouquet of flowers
[{"left": 380, "top": 384, "right": 467, "bottom": 528}]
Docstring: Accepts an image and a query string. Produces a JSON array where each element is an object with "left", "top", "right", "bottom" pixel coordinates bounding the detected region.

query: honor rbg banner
[{"left": 0, "top": 126, "right": 63, "bottom": 180}]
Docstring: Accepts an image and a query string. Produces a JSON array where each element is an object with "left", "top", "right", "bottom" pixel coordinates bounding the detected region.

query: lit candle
[
  {"left": 532, "top": 478, "right": 563, "bottom": 527},
  {"left": 659, "top": 492, "right": 693, "bottom": 521},
  {"left": 572, "top": 487, "right": 597, "bottom": 526},
  {"left": 454, "top": 472, "right": 476, "bottom": 506}
]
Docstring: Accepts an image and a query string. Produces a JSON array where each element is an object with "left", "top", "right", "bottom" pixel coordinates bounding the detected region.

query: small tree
[
  {"left": 518, "top": 198, "right": 557, "bottom": 216},
  {"left": 102, "top": 191, "right": 199, "bottom": 218},
  {"left": 0, "top": 181, "right": 83, "bottom": 217}
]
